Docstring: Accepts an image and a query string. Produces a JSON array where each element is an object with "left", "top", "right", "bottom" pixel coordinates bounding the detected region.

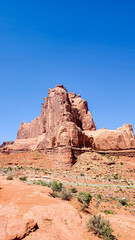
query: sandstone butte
[{"left": 2, "top": 84, "right": 135, "bottom": 164}]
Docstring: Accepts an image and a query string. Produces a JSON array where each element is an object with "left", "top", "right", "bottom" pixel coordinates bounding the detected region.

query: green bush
[
  {"left": 50, "top": 181, "right": 63, "bottom": 192},
  {"left": 40, "top": 181, "right": 49, "bottom": 186},
  {"left": 17, "top": 166, "right": 23, "bottom": 170},
  {"left": 32, "top": 180, "right": 49, "bottom": 186},
  {"left": 119, "top": 198, "right": 128, "bottom": 206},
  {"left": 104, "top": 209, "right": 114, "bottom": 215},
  {"left": 78, "top": 192, "right": 92, "bottom": 206},
  {"left": 80, "top": 173, "right": 85, "bottom": 176},
  {"left": 97, "top": 194, "right": 102, "bottom": 199},
  {"left": 86, "top": 215, "right": 116, "bottom": 240},
  {"left": 8, "top": 167, "right": 13, "bottom": 171},
  {"left": 70, "top": 187, "right": 77, "bottom": 193},
  {"left": 19, "top": 176, "right": 27, "bottom": 181}
]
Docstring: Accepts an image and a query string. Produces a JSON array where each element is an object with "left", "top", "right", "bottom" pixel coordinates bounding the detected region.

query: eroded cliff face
[
  {"left": 17, "top": 85, "right": 96, "bottom": 150},
  {"left": 3, "top": 85, "right": 135, "bottom": 164}
]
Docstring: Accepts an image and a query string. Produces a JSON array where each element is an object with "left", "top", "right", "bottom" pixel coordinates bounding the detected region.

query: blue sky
[{"left": 0, "top": 0, "right": 135, "bottom": 144}]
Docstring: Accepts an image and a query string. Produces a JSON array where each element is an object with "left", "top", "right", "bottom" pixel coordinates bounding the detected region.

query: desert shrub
[
  {"left": 3, "top": 168, "right": 8, "bottom": 174},
  {"left": 53, "top": 192, "right": 60, "bottom": 198},
  {"left": 80, "top": 173, "right": 85, "bottom": 176},
  {"left": 114, "top": 175, "right": 118, "bottom": 180},
  {"left": 86, "top": 215, "right": 116, "bottom": 240},
  {"left": 8, "top": 167, "right": 13, "bottom": 171},
  {"left": 32, "top": 180, "right": 41, "bottom": 185},
  {"left": 35, "top": 168, "right": 40, "bottom": 171},
  {"left": 7, "top": 175, "right": 13, "bottom": 180},
  {"left": 119, "top": 198, "right": 128, "bottom": 206},
  {"left": 40, "top": 181, "right": 49, "bottom": 186},
  {"left": 97, "top": 194, "right": 102, "bottom": 199},
  {"left": 17, "top": 166, "right": 23, "bottom": 170},
  {"left": 32, "top": 180, "right": 49, "bottom": 186},
  {"left": 104, "top": 209, "right": 114, "bottom": 215},
  {"left": 70, "top": 187, "right": 77, "bottom": 193},
  {"left": 50, "top": 181, "right": 63, "bottom": 192},
  {"left": 120, "top": 162, "right": 123, "bottom": 165},
  {"left": 59, "top": 187, "right": 72, "bottom": 201},
  {"left": 19, "top": 176, "right": 27, "bottom": 181},
  {"left": 128, "top": 202, "right": 133, "bottom": 206},
  {"left": 78, "top": 192, "right": 92, "bottom": 206}
]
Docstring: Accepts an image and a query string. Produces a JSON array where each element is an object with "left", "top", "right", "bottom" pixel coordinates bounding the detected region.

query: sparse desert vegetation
[
  {"left": 86, "top": 215, "right": 116, "bottom": 240},
  {"left": 0, "top": 150, "right": 135, "bottom": 240}
]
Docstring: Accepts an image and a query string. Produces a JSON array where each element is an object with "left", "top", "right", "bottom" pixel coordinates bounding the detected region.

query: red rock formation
[
  {"left": 85, "top": 124, "right": 135, "bottom": 150},
  {"left": 4, "top": 85, "right": 135, "bottom": 163},
  {"left": 16, "top": 85, "right": 95, "bottom": 152}
]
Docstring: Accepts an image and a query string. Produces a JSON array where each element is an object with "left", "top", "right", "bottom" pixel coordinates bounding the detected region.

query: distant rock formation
[
  {"left": 4, "top": 85, "right": 96, "bottom": 163},
  {"left": 3, "top": 85, "right": 135, "bottom": 163},
  {"left": 0, "top": 141, "right": 14, "bottom": 148},
  {"left": 17, "top": 85, "right": 96, "bottom": 146},
  {"left": 0, "top": 141, "right": 14, "bottom": 153}
]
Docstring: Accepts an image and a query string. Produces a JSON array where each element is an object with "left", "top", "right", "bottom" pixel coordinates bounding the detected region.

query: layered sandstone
[
  {"left": 4, "top": 85, "right": 135, "bottom": 162},
  {"left": 5, "top": 85, "right": 95, "bottom": 163},
  {"left": 17, "top": 85, "right": 96, "bottom": 145}
]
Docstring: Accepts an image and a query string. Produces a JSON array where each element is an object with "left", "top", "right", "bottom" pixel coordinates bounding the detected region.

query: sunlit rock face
[
  {"left": 4, "top": 85, "right": 135, "bottom": 163},
  {"left": 17, "top": 84, "right": 96, "bottom": 150},
  {"left": 85, "top": 124, "right": 135, "bottom": 150}
]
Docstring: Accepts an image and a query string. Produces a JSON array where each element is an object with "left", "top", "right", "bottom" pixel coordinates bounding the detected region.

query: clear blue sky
[{"left": 0, "top": 0, "right": 135, "bottom": 144}]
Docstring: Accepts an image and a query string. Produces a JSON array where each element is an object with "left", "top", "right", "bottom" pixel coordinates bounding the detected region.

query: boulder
[{"left": 0, "top": 216, "right": 38, "bottom": 240}]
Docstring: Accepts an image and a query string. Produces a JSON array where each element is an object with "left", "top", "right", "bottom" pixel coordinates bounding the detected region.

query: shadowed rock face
[{"left": 17, "top": 85, "right": 96, "bottom": 151}]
